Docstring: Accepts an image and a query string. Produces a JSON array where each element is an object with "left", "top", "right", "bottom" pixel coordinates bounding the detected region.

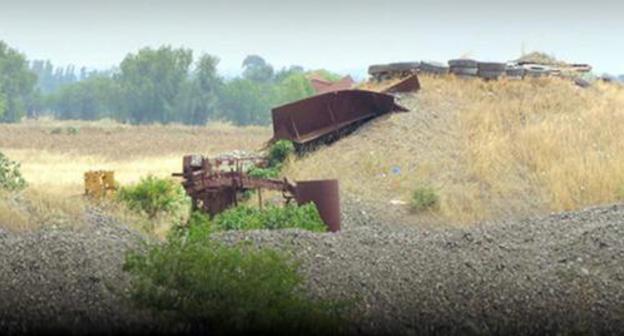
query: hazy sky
[{"left": 1, "top": 0, "right": 622, "bottom": 77}]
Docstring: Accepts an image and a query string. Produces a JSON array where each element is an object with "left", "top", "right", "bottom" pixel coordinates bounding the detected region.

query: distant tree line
[{"left": 0, "top": 41, "right": 338, "bottom": 125}]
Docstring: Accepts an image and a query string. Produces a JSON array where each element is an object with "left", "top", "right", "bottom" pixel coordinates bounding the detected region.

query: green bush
[
  {"left": 247, "top": 166, "right": 280, "bottom": 179},
  {"left": 214, "top": 203, "right": 326, "bottom": 232},
  {"left": 123, "top": 230, "right": 349, "bottom": 335},
  {"left": 0, "top": 152, "right": 27, "bottom": 191},
  {"left": 66, "top": 126, "right": 80, "bottom": 135},
  {"left": 117, "top": 175, "right": 189, "bottom": 219},
  {"left": 410, "top": 186, "right": 439, "bottom": 212},
  {"left": 268, "top": 140, "right": 294, "bottom": 168}
]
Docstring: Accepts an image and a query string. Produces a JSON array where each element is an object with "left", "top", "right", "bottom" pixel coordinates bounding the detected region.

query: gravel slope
[
  {"left": 0, "top": 209, "right": 154, "bottom": 335},
  {"left": 218, "top": 202, "right": 624, "bottom": 335},
  {"left": 0, "top": 202, "right": 623, "bottom": 335}
]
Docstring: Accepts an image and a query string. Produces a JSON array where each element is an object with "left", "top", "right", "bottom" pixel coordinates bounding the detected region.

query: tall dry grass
[
  {"left": 285, "top": 75, "right": 624, "bottom": 224},
  {"left": 1, "top": 120, "right": 271, "bottom": 197},
  {"left": 0, "top": 120, "right": 270, "bottom": 232}
]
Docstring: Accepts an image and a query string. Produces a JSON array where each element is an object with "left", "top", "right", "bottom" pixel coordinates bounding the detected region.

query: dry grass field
[
  {"left": 0, "top": 119, "right": 271, "bottom": 196},
  {"left": 285, "top": 75, "right": 624, "bottom": 225},
  {"left": 2, "top": 75, "right": 624, "bottom": 229}
]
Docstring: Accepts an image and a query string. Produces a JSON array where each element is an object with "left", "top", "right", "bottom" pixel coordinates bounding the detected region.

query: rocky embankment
[{"left": 1, "top": 201, "right": 623, "bottom": 335}]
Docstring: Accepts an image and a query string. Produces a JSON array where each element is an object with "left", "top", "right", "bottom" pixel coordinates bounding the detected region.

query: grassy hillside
[{"left": 285, "top": 75, "right": 624, "bottom": 225}]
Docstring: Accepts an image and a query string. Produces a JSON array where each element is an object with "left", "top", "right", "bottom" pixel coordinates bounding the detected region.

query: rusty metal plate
[
  {"left": 381, "top": 74, "right": 421, "bottom": 93},
  {"left": 295, "top": 179, "right": 340, "bottom": 232},
  {"left": 271, "top": 89, "right": 406, "bottom": 145}
]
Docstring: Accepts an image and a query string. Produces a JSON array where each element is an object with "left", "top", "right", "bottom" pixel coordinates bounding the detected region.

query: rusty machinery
[
  {"left": 176, "top": 68, "right": 420, "bottom": 232},
  {"left": 173, "top": 155, "right": 341, "bottom": 232}
]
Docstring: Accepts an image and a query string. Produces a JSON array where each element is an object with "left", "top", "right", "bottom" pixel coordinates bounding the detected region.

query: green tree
[
  {"left": 218, "top": 78, "right": 272, "bottom": 125},
  {"left": 50, "top": 75, "right": 119, "bottom": 120},
  {"left": 0, "top": 93, "right": 6, "bottom": 118},
  {"left": 0, "top": 41, "right": 37, "bottom": 122},
  {"left": 242, "top": 55, "right": 274, "bottom": 83},
  {"left": 174, "top": 54, "right": 222, "bottom": 125},
  {"left": 117, "top": 46, "right": 193, "bottom": 124},
  {"left": 271, "top": 72, "right": 315, "bottom": 106}
]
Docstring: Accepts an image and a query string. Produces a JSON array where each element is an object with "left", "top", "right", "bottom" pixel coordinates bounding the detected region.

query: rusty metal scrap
[
  {"left": 174, "top": 155, "right": 341, "bottom": 232},
  {"left": 271, "top": 89, "right": 406, "bottom": 146}
]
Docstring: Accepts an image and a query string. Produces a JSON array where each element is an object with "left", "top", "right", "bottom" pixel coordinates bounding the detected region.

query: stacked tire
[
  {"left": 505, "top": 65, "right": 526, "bottom": 80},
  {"left": 419, "top": 61, "right": 449, "bottom": 75},
  {"left": 448, "top": 59, "right": 478, "bottom": 78},
  {"left": 368, "top": 62, "right": 420, "bottom": 81},
  {"left": 523, "top": 64, "right": 551, "bottom": 78},
  {"left": 477, "top": 62, "right": 506, "bottom": 80}
]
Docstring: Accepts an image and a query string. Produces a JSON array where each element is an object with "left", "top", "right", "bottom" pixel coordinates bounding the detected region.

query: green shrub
[
  {"left": 117, "top": 175, "right": 189, "bottom": 219},
  {"left": 410, "top": 186, "right": 439, "bottom": 212},
  {"left": 50, "top": 127, "right": 63, "bottom": 134},
  {"left": 0, "top": 152, "right": 27, "bottom": 191},
  {"left": 214, "top": 203, "right": 326, "bottom": 232},
  {"left": 66, "top": 126, "right": 80, "bottom": 135},
  {"left": 123, "top": 231, "right": 349, "bottom": 335},
  {"left": 268, "top": 140, "right": 294, "bottom": 168},
  {"left": 247, "top": 166, "right": 280, "bottom": 179}
]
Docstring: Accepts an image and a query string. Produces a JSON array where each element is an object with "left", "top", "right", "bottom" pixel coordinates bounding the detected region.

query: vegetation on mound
[
  {"left": 410, "top": 186, "right": 439, "bottom": 212},
  {"left": 248, "top": 139, "right": 295, "bottom": 179},
  {"left": 214, "top": 204, "right": 326, "bottom": 232},
  {"left": 124, "top": 220, "right": 349, "bottom": 335}
]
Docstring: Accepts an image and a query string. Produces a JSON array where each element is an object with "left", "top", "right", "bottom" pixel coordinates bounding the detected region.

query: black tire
[
  {"left": 478, "top": 70, "right": 503, "bottom": 80},
  {"left": 387, "top": 62, "right": 420, "bottom": 72},
  {"left": 524, "top": 66, "right": 551, "bottom": 77},
  {"left": 506, "top": 67, "right": 526, "bottom": 77},
  {"left": 420, "top": 61, "right": 449, "bottom": 74},
  {"left": 477, "top": 62, "right": 507, "bottom": 72},
  {"left": 450, "top": 66, "right": 478, "bottom": 76},
  {"left": 368, "top": 64, "right": 391, "bottom": 75},
  {"left": 574, "top": 78, "right": 591, "bottom": 88},
  {"left": 448, "top": 59, "right": 478, "bottom": 68}
]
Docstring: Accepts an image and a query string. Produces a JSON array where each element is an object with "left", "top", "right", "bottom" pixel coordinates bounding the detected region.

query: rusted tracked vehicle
[
  {"left": 173, "top": 155, "right": 341, "bottom": 232},
  {"left": 271, "top": 89, "right": 409, "bottom": 151}
]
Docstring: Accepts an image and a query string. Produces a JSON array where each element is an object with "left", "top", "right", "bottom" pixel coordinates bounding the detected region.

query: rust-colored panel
[
  {"left": 382, "top": 74, "right": 421, "bottom": 93},
  {"left": 295, "top": 179, "right": 340, "bottom": 232},
  {"left": 271, "top": 90, "right": 405, "bottom": 144}
]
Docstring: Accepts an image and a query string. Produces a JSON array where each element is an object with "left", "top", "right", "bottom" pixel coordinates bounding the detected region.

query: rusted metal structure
[
  {"left": 173, "top": 155, "right": 341, "bottom": 232},
  {"left": 271, "top": 89, "right": 406, "bottom": 150}
]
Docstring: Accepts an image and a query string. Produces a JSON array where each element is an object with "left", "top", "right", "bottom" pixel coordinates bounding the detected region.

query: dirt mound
[{"left": 284, "top": 75, "right": 624, "bottom": 225}]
